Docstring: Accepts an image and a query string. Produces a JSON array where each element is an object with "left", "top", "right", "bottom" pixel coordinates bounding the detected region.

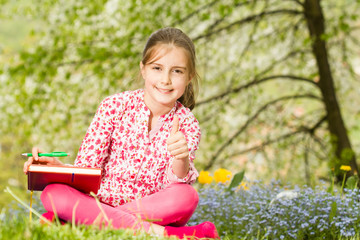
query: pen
[{"left": 21, "top": 152, "right": 69, "bottom": 157}]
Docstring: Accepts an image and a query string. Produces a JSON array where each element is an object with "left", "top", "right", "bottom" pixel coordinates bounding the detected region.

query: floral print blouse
[{"left": 74, "top": 89, "right": 200, "bottom": 207}]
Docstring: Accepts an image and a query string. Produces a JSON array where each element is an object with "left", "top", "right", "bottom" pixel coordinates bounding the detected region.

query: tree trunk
[{"left": 303, "top": 0, "right": 359, "bottom": 179}]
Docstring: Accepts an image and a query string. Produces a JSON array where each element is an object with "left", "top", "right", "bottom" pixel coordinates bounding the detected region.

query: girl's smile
[{"left": 155, "top": 87, "right": 173, "bottom": 94}]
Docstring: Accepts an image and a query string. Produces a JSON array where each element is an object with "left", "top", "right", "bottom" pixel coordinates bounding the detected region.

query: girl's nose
[{"left": 161, "top": 72, "right": 172, "bottom": 85}]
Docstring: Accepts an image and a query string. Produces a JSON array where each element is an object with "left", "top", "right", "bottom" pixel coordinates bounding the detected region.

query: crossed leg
[
  {"left": 117, "top": 183, "right": 199, "bottom": 227},
  {"left": 40, "top": 183, "right": 198, "bottom": 231}
]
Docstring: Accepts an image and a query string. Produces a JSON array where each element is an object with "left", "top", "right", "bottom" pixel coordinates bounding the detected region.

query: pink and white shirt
[{"left": 74, "top": 89, "right": 200, "bottom": 207}]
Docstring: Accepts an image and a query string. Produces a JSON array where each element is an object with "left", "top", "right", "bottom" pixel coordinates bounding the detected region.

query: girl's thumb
[{"left": 170, "top": 115, "right": 179, "bottom": 136}]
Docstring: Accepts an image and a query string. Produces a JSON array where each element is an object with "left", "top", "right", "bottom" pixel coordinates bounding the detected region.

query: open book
[{"left": 27, "top": 164, "right": 102, "bottom": 194}]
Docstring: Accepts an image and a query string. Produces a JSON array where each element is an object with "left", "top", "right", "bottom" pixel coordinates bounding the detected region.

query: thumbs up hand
[{"left": 166, "top": 115, "right": 189, "bottom": 161}]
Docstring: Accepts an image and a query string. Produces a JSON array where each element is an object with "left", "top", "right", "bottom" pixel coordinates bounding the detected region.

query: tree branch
[
  {"left": 256, "top": 48, "right": 312, "bottom": 77},
  {"left": 197, "top": 74, "right": 318, "bottom": 106},
  {"left": 308, "top": 134, "right": 329, "bottom": 162},
  {"left": 204, "top": 93, "right": 322, "bottom": 169},
  {"left": 193, "top": 9, "right": 303, "bottom": 41},
  {"left": 291, "top": 0, "right": 304, "bottom": 7},
  {"left": 307, "top": 114, "right": 327, "bottom": 134},
  {"left": 171, "top": 0, "right": 220, "bottom": 26},
  {"left": 201, "top": 0, "right": 255, "bottom": 34},
  {"left": 349, "top": 34, "right": 360, "bottom": 48},
  {"left": 56, "top": 58, "right": 95, "bottom": 67},
  {"left": 198, "top": 47, "right": 311, "bottom": 98},
  {"left": 224, "top": 130, "right": 305, "bottom": 165},
  {"left": 232, "top": 1, "right": 270, "bottom": 79},
  {"left": 223, "top": 113, "right": 327, "bottom": 162}
]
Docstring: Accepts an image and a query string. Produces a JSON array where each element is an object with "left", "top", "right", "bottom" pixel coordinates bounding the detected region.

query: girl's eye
[
  {"left": 174, "top": 69, "right": 184, "bottom": 74},
  {"left": 152, "top": 66, "right": 161, "bottom": 71}
]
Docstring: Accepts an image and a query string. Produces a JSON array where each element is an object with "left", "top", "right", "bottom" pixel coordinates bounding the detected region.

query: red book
[{"left": 27, "top": 164, "right": 102, "bottom": 194}]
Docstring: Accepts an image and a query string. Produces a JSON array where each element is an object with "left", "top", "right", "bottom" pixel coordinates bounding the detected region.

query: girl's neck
[
  {"left": 143, "top": 92, "right": 174, "bottom": 118},
  {"left": 144, "top": 97, "right": 176, "bottom": 132},
  {"left": 147, "top": 105, "right": 169, "bottom": 132},
  {"left": 148, "top": 112, "right": 158, "bottom": 132}
]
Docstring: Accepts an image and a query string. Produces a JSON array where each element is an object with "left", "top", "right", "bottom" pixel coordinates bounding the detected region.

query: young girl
[{"left": 23, "top": 27, "right": 219, "bottom": 239}]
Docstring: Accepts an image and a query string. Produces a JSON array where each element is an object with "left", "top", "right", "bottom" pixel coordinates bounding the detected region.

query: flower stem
[{"left": 340, "top": 173, "right": 346, "bottom": 195}]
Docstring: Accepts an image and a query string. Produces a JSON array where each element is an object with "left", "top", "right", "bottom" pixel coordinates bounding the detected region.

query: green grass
[
  {"left": 0, "top": 186, "right": 205, "bottom": 240},
  {"left": 0, "top": 216, "right": 172, "bottom": 240},
  {"left": 0, "top": 187, "right": 174, "bottom": 240},
  {"left": 1, "top": 216, "right": 360, "bottom": 240},
  {"left": 4, "top": 180, "right": 360, "bottom": 240}
]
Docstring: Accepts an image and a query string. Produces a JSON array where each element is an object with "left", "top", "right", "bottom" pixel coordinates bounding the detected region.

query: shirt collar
[{"left": 159, "top": 102, "right": 178, "bottom": 122}]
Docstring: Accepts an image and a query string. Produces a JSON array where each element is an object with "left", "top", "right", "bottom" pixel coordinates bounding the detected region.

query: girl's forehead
[{"left": 147, "top": 44, "right": 188, "bottom": 64}]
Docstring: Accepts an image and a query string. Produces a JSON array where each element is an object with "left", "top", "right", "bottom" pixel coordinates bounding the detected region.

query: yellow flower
[
  {"left": 198, "top": 170, "right": 213, "bottom": 184},
  {"left": 214, "top": 168, "right": 232, "bottom": 184},
  {"left": 340, "top": 165, "right": 351, "bottom": 172}
]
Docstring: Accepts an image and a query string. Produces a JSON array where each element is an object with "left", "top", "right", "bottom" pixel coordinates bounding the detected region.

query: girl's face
[{"left": 141, "top": 45, "right": 192, "bottom": 112}]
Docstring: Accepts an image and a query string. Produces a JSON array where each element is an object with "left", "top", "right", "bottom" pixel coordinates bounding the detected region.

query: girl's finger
[
  {"left": 173, "top": 152, "right": 189, "bottom": 160},
  {"left": 167, "top": 132, "right": 186, "bottom": 145},
  {"left": 169, "top": 146, "right": 188, "bottom": 157},
  {"left": 168, "top": 137, "right": 187, "bottom": 148},
  {"left": 32, "top": 147, "right": 43, "bottom": 161},
  {"left": 170, "top": 115, "right": 180, "bottom": 136},
  {"left": 23, "top": 158, "right": 33, "bottom": 173}
]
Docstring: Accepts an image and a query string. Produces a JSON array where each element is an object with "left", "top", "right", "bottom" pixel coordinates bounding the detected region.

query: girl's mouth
[{"left": 156, "top": 87, "right": 173, "bottom": 94}]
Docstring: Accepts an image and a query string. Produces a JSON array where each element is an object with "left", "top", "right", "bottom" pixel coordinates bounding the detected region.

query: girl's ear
[{"left": 140, "top": 61, "right": 145, "bottom": 77}]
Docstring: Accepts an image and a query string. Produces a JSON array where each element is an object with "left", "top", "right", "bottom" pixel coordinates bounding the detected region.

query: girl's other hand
[
  {"left": 166, "top": 116, "right": 189, "bottom": 161},
  {"left": 23, "top": 147, "right": 64, "bottom": 174}
]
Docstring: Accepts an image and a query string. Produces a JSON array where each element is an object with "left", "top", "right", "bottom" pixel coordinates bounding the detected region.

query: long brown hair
[{"left": 141, "top": 27, "right": 199, "bottom": 110}]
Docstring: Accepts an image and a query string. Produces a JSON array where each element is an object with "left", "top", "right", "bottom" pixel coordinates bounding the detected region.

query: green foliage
[
  {"left": 341, "top": 148, "right": 355, "bottom": 163},
  {"left": 329, "top": 200, "right": 337, "bottom": 223},
  {"left": 227, "top": 170, "right": 245, "bottom": 193},
  {"left": 345, "top": 175, "right": 359, "bottom": 190}
]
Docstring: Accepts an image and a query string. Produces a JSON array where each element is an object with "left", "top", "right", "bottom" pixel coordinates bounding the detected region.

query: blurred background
[{"left": 0, "top": 0, "right": 359, "bottom": 208}]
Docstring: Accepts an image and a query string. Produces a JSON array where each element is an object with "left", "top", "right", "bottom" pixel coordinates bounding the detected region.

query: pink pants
[{"left": 41, "top": 183, "right": 199, "bottom": 231}]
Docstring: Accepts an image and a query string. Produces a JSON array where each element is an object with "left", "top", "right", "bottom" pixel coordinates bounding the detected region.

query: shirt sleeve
[
  {"left": 166, "top": 111, "right": 201, "bottom": 184},
  {"left": 74, "top": 95, "right": 123, "bottom": 168}
]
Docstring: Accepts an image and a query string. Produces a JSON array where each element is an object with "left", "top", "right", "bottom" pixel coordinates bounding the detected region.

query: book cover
[{"left": 27, "top": 164, "right": 102, "bottom": 194}]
